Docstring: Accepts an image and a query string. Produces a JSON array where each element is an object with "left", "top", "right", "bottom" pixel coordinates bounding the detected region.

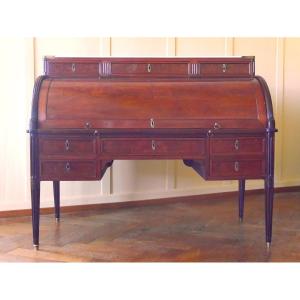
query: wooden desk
[{"left": 29, "top": 56, "right": 276, "bottom": 249}]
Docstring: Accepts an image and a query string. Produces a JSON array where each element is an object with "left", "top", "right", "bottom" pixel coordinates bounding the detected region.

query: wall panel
[
  {"left": 0, "top": 37, "right": 299, "bottom": 211},
  {"left": 282, "top": 38, "right": 300, "bottom": 182}
]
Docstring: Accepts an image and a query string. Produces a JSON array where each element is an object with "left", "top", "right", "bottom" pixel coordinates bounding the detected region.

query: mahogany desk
[{"left": 29, "top": 56, "right": 276, "bottom": 249}]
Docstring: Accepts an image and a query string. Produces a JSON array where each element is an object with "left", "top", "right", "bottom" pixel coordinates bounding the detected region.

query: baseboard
[{"left": 1, "top": 185, "right": 299, "bottom": 218}]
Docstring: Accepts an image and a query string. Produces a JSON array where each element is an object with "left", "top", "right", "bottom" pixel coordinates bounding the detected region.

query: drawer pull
[
  {"left": 85, "top": 122, "right": 91, "bottom": 129},
  {"left": 65, "top": 139, "right": 70, "bottom": 151},
  {"left": 152, "top": 140, "right": 156, "bottom": 151},
  {"left": 234, "top": 139, "right": 239, "bottom": 150},
  {"left": 150, "top": 118, "right": 155, "bottom": 128},
  {"left": 213, "top": 122, "right": 221, "bottom": 130},
  {"left": 222, "top": 63, "right": 227, "bottom": 73},
  {"left": 147, "top": 64, "right": 152, "bottom": 73},
  {"left": 71, "top": 63, "right": 76, "bottom": 72},
  {"left": 65, "top": 162, "right": 71, "bottom": 172},
  {"left": 234, "top": 161, "right": 239, "bottom": 172}
]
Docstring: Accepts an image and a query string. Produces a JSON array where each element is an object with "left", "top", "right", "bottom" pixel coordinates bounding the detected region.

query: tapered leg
[
  {"left": 53, "top": 181, "right": 60, "bottom": 222},
  {"left": 238, "top": 179, "right": 245, "bottom": 222},
  {"left": 31, "top": 178, "right": 40, "bottom": 249},
  {"left": 265, "top": 130, "right": 275, "bottom": 247}
]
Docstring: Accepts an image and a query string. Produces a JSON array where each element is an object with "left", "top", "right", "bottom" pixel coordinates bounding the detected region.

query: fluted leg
[
  {"left": 238, "top": 179, "right": 245, "bottom": 222},
  {"left": 53, "top": 181, "right": 60, "bottom": 222}
]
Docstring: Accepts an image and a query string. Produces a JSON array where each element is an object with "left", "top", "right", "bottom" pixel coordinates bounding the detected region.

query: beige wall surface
[{"left": 0, "top": 37, "right": 299, "bottom": 211}]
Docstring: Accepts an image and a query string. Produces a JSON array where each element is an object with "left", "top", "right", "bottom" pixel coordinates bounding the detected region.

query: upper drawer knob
[
  {"left": 222, "top": 64, "right": 227, "bottom": 73},
  {"left": 147, "top": 64, "right": 152, "bottom": 73},
  {"left": 71, "top": 63, "right": 76, "bottom": 72}
]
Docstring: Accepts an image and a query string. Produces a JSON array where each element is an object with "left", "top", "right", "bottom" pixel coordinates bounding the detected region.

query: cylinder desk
[{"left": 28, "top": 56, "right": 276, "bottom": 249}]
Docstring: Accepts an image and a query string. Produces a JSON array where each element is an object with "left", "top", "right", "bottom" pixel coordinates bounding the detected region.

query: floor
[{"left": 1, "top": 191, "right": 300, "bottom": 262}]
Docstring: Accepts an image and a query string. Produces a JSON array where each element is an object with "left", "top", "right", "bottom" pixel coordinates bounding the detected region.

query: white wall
[{"left": 0, "top": 37, "right": 299, "bottom": 211}]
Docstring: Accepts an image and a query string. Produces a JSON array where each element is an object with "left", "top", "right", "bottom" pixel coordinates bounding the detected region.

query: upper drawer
[
  {"left": 46, "top": 62, "right": 99, "bottom": 77},
  {"left": 200, "top": 63, "right": 253, "bottom": 77},
  {"left": 39, "top": 137, "right": 96, "bottom": 156},
  {"left": 109, "top": 62, "right": 188, "bottom": 77},
  {"left": 211, "top": 137, "right": 265, "bottom": 155},
  {"left": 101, "top": 138, "right": 205, "bottom": 158}
]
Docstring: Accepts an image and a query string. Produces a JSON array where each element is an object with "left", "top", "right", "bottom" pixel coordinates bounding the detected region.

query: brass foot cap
[
  {"left": 239, "top": 217, "right": 243, "bottom": 223},
  {"left": 266, "top": 242, "right": 271, "bottom": 249},
  {"left": 33, "top": 244, "right": 39, "bottom": 250},
  {"left": 55, "top": 217, "right": 60, "bottom": 223}
]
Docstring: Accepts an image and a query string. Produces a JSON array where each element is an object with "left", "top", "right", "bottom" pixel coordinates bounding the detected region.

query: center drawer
[
  {"left": 101, "top": 138, "right": 205, "bottom": 158},
  {"left": 110, "top": 62, "right": 188, "bottom": 77}
]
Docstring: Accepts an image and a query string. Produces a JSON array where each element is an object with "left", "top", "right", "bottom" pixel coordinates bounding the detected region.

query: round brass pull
[
  {"left": 65, "top": 162, "right": 71, "bottom": 172},
  {"left": 234, "top": 161, "right": 239, "bottom": 172},
  {"left": 65, "top": 140, "right": 70, "bottom": 151},
  {"left": 222, "top": 63, "right": 227, "bottom": 73},
  {"left": 71, "top": 63, "right": 76, "bottom": 72},
  {"left": 234, "top": 139, "right": 239, "bottom": 150},
  {"left": 152, "top": 140, "right": 156, "bottom": 151},
  {"left": 85, "top": 122, "right": 91, "bottom": 129},
  {"left": 147, "top": 64, "right": 152, "bottom": 73},
  {"left": 213, "top": 122, "right": 221, "bottom": 130}
]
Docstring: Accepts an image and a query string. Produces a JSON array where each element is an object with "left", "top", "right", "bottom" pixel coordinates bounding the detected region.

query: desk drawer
[
  {"left": 39, "top": 137, "right": 96, "bottom": 156},
  {"left": 210, "top": 159, "right": 265, "bottom": 178},
  {"left": 211, "top": 137, "right": 265, "bottom": 155},
  {"left": 101, "top": 138, "right": 205, "bottom": 157},
  {"left": 47, "top": 62, "right": 99, "bottom": 77},
  {"left": 110, "top": 62, "right": 188, "bottom": 77},
  {"left": 200, "top": 63, "right": 252, "bottom": 77},
  {"left": 40, "top": 160, "right": 97, "bottom": 180}
]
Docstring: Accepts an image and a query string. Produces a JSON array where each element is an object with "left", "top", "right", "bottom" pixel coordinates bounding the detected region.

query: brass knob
[
  {"left": 147, "top": 64, "right": 152, "bottom": 73},
  {"left": 234, "top": 161, "right": 239, "bottom": 172},
  {"left": 65, "top": 140, "right": 70, "bottom": 151},
  {"left": 85, "top": 122, "right": 91, "bottom": 129},
  {"left": 213, "top": 122, "right": 221, "bottom": 130},
  {"left": 234, "top": 139, "right": 239, "bottom": 150},
  {"left": 222, "top": 63, "right": 227, "bottom": 73},
  {"left": 152, "top": 140, "right": 156, "bottom": 151},
  {"left": 65, "top": 162, "right": 71, "bottom": 172},
  {"left": 71, "top": 63, "right": 76, "bottom": 72}
]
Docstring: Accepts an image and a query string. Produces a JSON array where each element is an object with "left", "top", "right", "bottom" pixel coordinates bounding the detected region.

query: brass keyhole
[
  {"left": 152, "top": 140, "right": 156, "bottom": 151},
  {"left": 65, "top": 140, "right": 70, "bottom": 151},
  {"left": 71, "top": 63, "right": 76, "bottom": 72},
  {"left": 150, "top": 118, "right": 155, "bottom": 128},
  {"left": 234, "top": 161, "right": 239, "bottom": 172},
  {"left": 234, "top": 139, "right": 239, "bottom": 150},
  {"left": 65, "top": 162, "right": 71, "bottom": 172}
]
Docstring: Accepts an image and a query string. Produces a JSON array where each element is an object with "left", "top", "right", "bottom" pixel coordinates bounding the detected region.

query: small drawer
[
  {"left": 211, "top": 137, "right": 265, "bottom": 155},
  {"left": 200, "top": 63, "right": 252, "bottom": 77},
  {"left": 110, "top": 62, "right": 188, "bottom": 77},
  {"left": 47, "top": 62, "right": 99, "bottom": 77},
  {"left": 210, "top": 159, "right": 265, "bottom": 178},
  {"left": 101, "top": 138, "right": 205, "bottom": 157},
  {"left": 39, "top": 137, "right": 96, "bottom": 156},
  {"left": 40, "top": 160, "right": 97, "bottom": 180}
]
